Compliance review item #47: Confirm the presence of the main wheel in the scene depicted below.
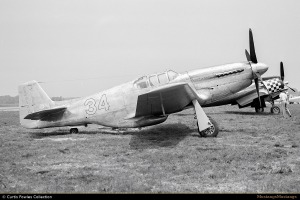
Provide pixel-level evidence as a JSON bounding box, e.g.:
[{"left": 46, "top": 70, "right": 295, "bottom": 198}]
[
  {"left": 197, "top": 117, "right": 219, "bottom": 137},
  {"left": 70, "top": 128, "right": 79, "bottom": 134},
  {"left": 270, "top": 106, "right": 280, "bottom": 114},
  {"left": 255, "top": 107, "right": 264, "bottom": 113}
]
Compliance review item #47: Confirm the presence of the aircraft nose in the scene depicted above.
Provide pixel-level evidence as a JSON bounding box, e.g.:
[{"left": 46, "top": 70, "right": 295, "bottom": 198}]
[{"left": 252, "top": 63, "right": 268, "bottom": 76}]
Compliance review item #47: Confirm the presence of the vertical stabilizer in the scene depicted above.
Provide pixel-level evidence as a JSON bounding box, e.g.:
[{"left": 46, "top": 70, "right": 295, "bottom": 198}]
[{"left": 18, "top": 80, "right": 54, "bottom": 128}]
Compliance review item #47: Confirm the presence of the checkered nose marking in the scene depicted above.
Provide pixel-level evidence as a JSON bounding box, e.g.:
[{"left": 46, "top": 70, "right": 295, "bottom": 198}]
[{"left": 263, "top": 78, "right": 284, "bottom": 93}]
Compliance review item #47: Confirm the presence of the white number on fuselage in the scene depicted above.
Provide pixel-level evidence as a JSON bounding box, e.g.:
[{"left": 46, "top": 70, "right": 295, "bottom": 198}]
[
  {"left": 98, "top": 94, "right": 110, "bottom": 111},
  {"left": 84, "top": 94, "right": 110, "bottom": 115}
]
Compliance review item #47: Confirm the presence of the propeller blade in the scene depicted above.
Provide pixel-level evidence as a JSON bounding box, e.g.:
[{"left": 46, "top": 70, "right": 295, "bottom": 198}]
[
  {"left": 280, "top": 61, "right": 284, "bottom": 81},
  {"left": 287, "top": 85, "right": 296, "bottom": 92},
  {"left": 254, "top": 78, "right": 262, "bottom": 108},
  {"left": 245, "top": 49, "right": 251, "bottom": 62},
  {"left": 249, "top": 29, "right": 258, "bottom": 63}
]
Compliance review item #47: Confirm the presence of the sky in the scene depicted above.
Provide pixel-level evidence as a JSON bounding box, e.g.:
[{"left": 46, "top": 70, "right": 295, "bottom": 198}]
[{"left": 1, "top": 0, "right": 300, "bottom": 97}]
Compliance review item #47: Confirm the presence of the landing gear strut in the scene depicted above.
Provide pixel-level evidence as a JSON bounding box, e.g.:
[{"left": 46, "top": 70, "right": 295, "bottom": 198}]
[
  {"left": 70, "top": 128, "right": 79, "bottom": 134},
  {"left": 192, "top": 100, "right": 219, "bottom": 137},
  {"left": 253, "top": 97, "right": 266, "bottom": 113}
]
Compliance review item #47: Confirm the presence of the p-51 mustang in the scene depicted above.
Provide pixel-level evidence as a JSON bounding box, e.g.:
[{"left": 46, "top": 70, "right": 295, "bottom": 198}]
[
  {"left": 19, "top": 29, "right": 268, "bottom": 137},
  {"left": 204, "top": 62, "right": 295, "bottom": 114}
]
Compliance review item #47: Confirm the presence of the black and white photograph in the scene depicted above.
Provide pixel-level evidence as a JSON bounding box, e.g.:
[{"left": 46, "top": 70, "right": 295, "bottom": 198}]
[{"left": 0, "top": 0, "right": 300, "bottom": 196}]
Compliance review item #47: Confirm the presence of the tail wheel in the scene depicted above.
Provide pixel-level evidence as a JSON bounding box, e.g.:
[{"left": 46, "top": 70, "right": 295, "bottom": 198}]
[
  {"left": 271, "top": 106, "right": 280, "bottom": 114},
  {"left": 70, "top": 128, "right": 79, "bottom": 134},
  {"left": 197, "top": 117, "right": 219, "bottom": 137}
]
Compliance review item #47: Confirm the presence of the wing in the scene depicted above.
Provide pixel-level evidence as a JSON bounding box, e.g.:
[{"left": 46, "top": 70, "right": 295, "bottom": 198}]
[
  {"left": 24, "top": 107, "right": 67, "bottom": 121},
  {"left": 134, "top": 82, "right": 198, "bottom": 117},
  {"left": 268, "top": 90, "right": 286, "bottom": 100},
  {"left": 289, "top": 96, "right": 300, "bottom": 103},
  {"left": 236, "top": 88, "right": 269, "bottom": 107},
  {"left": 261, "top": 76, "right": 281, "bottom": 81}
]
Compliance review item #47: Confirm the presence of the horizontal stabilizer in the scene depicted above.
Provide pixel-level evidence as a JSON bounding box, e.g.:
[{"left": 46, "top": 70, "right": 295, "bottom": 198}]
[{"left": 24, "top": 107, "right": 67, "bottom": 121}]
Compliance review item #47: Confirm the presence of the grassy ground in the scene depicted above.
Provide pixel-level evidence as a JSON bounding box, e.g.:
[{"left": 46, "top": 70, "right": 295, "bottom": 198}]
[{"left": 0, "top": 104, "right": 300, "bottom": 193}]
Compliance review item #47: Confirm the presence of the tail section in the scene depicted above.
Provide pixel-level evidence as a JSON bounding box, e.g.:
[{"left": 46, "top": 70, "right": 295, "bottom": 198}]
[{"left": 18, "top": 80, "right": 54, "bottom": 128}]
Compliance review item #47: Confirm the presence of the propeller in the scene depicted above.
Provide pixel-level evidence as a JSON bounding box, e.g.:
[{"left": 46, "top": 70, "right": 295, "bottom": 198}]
[
  {"left": 280, "top": 62, "right": 296, "bottom": 92},
  {"left": 287, "top": 86, "right": 296, "bottom": 92},
  {"left": 245, "top": 28, "right": 262, "bottom": 110},
  {"left": 261, "top": 62, "right": 285, "bottom": 81}
]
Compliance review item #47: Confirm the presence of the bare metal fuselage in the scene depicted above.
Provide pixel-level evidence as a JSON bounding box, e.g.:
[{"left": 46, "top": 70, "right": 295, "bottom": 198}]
[
  {"left": 202, "top": 82, "right": 259, "bottom": 107},
  {"left": 203, "top": 77, "right": 285, "bottom": 108},
  {"left": 22, "top": 62, "right": 265, "bottom": 129}
]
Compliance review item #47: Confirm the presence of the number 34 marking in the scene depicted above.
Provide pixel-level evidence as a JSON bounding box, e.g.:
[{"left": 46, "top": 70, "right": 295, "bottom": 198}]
[{"left": 84, "top": 94, "right": 110, "bottom": 115}]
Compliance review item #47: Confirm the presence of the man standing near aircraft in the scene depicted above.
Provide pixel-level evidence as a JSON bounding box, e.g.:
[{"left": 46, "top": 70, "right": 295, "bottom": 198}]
[{"left": 279, "top": 91, "right": 292, "bottom": 118}]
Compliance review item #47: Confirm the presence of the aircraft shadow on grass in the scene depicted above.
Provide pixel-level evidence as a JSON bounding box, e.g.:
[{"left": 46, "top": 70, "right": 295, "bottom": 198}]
[
  {"left": 28, "top": 130, "right": 72, "bottom": 139},
  {"left": 128, "top": 123, "right": 195, "bottom": 150},
  {"left": 173, "top": 113, "right": 194, "bottom": 117},
  {"left": 29, "top": 123, "right": 196, "bottom": 149},
  {"left": 223, "top": 111, "right": 275, "bottom": 116}
]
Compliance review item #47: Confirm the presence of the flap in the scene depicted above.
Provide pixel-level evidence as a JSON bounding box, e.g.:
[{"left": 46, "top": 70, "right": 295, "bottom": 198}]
[
  {"left": 24, "top": 107, "right": 67, "bottom": 121},
  {"left": 135, "top": 83, "right": 197, "bottom": 117}
]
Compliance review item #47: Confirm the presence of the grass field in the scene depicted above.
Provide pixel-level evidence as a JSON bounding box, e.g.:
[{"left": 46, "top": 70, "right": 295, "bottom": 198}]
[{"left": 0, "top": 104, "right": 300, "bottom": 193}]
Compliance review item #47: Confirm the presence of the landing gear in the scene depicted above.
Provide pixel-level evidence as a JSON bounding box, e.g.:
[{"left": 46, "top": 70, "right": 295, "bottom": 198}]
[
  {"left": 70, "top": 128, "right": 79, "bottom": 134},
  {"left": 255, "top": 107, "right": 264, "bottom": 113},
  {"left": 268, "top": 98, "right": 280, "bottom": 114},
  {"left": 192, "top": 99, "right": 219, "bottom": 138},
  {"left": 197, "top": 117, "right": 219, "bottom": 137},
  {"left": 270, "top": 106, "right": 280, "bottom": 114},
  {"left": 253, "top": 97, "right": 266, "bottom": 113}
]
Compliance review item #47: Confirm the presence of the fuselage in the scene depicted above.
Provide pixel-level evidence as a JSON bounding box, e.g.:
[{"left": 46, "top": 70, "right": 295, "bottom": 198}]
[
  {"left": 203, "top": 77, "right": 285, "bottom": 107},
  {"left": 25, "top": 62, "right": 268, "bottom": 129}
]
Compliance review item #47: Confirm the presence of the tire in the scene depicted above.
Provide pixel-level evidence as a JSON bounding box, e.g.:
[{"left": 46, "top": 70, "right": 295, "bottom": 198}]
[
  {"left": 255, "top": 107, "right": 264, "bottom": 113},
  {"left": 197, "top": 117, "right": 219, "bottom": 137},
  {"left": 70, "top": 128, "right": 79, "bottom": 134},
  {"left": 270, "top": 106, "right": 280, "bottom": 114}
]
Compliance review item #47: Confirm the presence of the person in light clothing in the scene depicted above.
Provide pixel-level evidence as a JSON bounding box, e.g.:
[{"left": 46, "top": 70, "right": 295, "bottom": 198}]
[{"left": 279, "top": 91, "right": 292, "bottom": 117}]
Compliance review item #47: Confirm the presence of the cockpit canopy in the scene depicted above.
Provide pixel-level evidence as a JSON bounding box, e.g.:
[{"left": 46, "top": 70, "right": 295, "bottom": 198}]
[{"left": 134, "top": 70, "right": 179, "bottom": 89}]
